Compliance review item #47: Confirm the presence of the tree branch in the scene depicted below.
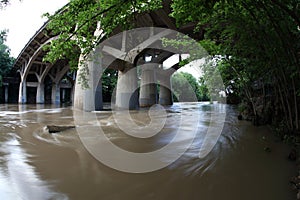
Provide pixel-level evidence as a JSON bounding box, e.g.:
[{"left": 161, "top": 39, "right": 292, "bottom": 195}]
[{"left": 271, "top": 0, "right": 300, "bottom": 27}]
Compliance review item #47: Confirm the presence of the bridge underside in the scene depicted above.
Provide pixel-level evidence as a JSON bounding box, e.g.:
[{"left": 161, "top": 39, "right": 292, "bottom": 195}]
[{"left": 9, "top": 1, "right": 201, "bottom": 110}]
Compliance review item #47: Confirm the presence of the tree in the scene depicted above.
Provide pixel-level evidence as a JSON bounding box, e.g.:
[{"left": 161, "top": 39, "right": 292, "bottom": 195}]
[
  {"left": 171, "top": 72, "right": 205, "bottom": 102},
  {"left": 0, "top": 30, "right": 14, "bottom": 85},
  {"left": 102, "top": 68, "right": 118, "bottom": 102},
  {"left": 171, "top": 0, "right": 299, "bottom": 130},
  {"left": 198, "top": 77, "right": 210, "bottom": 101}
]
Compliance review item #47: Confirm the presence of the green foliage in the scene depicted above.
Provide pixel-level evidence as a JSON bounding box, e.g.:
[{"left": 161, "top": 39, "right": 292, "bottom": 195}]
[
  {"left": 172, "top": 72, "right": 197, "bottom": 101},
  {"left": 162, "top": 35, "right": 208, "bottom": 66},
  {"left": 199, "top": 39, "right": 221, "bottom": 56},
  {"left": 201, "top": 57, "right": 225, "bottom": 102},
  {"left": 102, "top": 68, "right": 118, "bottom": 101},
  {"left": 0, "top": 30, "right": 14, "bottom": 86},
  {"left": 198, "top": 77, "right": 210, "bottom": 101},
  {"left": 171, "top": 72, "right": 210, "bottom": 102},
  {"left": 238, "top": 103, "right": 247, "bottom": 113}
]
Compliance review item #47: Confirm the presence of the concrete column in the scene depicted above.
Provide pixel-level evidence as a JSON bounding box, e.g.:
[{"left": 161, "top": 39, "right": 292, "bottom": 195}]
[
  {"left": 139, "top": 63, "right": 158, "bottom": 107},
  {"left": 95, "top": 81, "right": 103, "bottom": 111},
  {"left": 115, "top": 63, "right": 139, "bottom": 110},
  {"left": 51, "top": 82, "right": 60, "bottom": 104},
  {"left": 71, "top": 85, "right": 75, "bottom": 104},
  {"left": 18, "top": 80, "right": 27, "bottom": 104},
  {"left": 36, "top": 82, "right": 45, "bottom": 104},
  {"left": 61, "top": 88, "right": 66, "bottom": 103},
  {"left": 70, "top": 72, "right": 76, "bottom": 104},
  {"left": 159, "top": 75, "right": 173, "bottom": 105},
  {"left": 73, "top": 47, "right": 103, "bottom": 111},
  {"left": 73, "top": 63, "right": 85, "bottom": 110},
  {"left": 4, "top": 84, "right": 8, "bottom": 103}
]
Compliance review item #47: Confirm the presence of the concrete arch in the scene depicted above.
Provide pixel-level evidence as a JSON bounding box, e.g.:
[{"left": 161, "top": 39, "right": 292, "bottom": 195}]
[
  {"left": 20, "top": 36, "right": 58, "bottom": 82},
  {"left": 18, "top": 36, "right": 59, "bottom": 103}
]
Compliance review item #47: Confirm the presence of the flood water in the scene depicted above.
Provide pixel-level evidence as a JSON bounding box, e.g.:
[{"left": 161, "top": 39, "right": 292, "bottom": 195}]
[{"left": 0, "top": 103, "right": 296, "bottom": 200}]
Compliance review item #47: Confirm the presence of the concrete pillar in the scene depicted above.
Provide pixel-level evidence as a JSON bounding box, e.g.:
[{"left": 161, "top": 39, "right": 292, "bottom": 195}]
[
  {"left": 4, "top": 84, "right": 8, "bottom": 103},
  {"left": 51, "top": 82, "right": 60, "bottom": 104},
  {"left": 95, "top": 81, "right": 103, "bottom": 111},
  {"left": 71, "top": 85, "right": 75, "bottom": 104},
  {"left": 159, "top": 75, "right": 173, "bottom": 105},
  {"left": 61, "top": 88, "right": 66, "bottom": 103},
  {"left": 139, "top": 63, "right": 158, "bottom": 107},
  {"left": 18, "top": 80, "right": 27, "bottom": 104},
  {"left": 73, "top": 63, "right": 85, "bottom": 110},
  {"left": 71, "top": 72, "right": 76, "bottom": 104},
  {"left": 73, "top": 47, "right": 103, "bottom": 111},
  {"left": 36, "top": 82, "right": 45, "bottom": 104},
  {"left": 115, "top": 63, "right": 139, "bottom": 110}
]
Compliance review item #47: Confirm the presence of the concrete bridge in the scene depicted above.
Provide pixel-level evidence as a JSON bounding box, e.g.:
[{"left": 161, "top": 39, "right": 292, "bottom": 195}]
[{"left": 10, "top": 1, "right": 202, "bottom": 111}]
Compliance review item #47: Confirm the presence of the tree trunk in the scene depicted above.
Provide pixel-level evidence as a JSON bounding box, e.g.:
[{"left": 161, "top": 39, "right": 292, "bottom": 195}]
[{"left": 292, "top": 77, "right": 299, "bottom": 130}]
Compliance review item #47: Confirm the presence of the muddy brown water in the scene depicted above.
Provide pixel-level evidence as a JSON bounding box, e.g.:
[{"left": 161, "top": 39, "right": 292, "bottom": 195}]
[{"left": 0, "top": 103, "right": 296, "bottom": 200}]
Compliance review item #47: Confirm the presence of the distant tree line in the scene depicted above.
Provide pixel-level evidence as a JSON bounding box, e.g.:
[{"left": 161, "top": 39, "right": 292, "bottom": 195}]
[
  {"left": 0, "top": 31, "right": 14, "bottom": 83},
  {"left": 101, "top": 69, "right": 210, "bottom": 103},
  {"left": 0, "top": 30, "right": 14, "bottom": 102},
  {"left": 171, "top": 72, "right": 210, "bottom": 102}
]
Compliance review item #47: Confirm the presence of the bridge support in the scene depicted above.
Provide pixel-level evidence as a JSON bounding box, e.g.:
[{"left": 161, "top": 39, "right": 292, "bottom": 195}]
[
  {"left": 3, "top": 83, "right": 8, "bottom": 103},
  {"left": 51, "top": 82, "right": 60, "bottom": 104},
  {"left": 95, "top": 81, "right": 103, "bottom": 111},
  {"left": 115, "top": 63, "right": 139, "bottom": 110},
  {"left": 18, "top": 80, "right": 27, "bottom": 104},
  {"left": 158, "top": 74, "right": 173, "bottom": 105},
  {"left": 139, "top": 63, "right": 158, "bottom": 107},
  {"left": 71, "top": 86, "right": 75, "bottom": 105},
  {"left": 61, "top": 88, "right": 66, "bottom": 103},
  {"left": 36, "top": 82, "right": 45, "bottom": 104},
  {"left": 74, "top": 48, "right": 103, "bottom": 111}
]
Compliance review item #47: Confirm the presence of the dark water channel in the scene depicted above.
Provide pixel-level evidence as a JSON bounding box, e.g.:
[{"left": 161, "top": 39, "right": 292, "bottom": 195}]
[{"left": 0, "top": 103, "right": 296, "bottom": 200}]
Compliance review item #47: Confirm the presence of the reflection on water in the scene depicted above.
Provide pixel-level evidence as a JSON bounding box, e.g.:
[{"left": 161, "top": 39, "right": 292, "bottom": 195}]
[
  {"left": 0, "top": 103, "right": 296, "bottom": 200},
  {"left": 0, "top": 131, "right": 67, "bottom": 199}
]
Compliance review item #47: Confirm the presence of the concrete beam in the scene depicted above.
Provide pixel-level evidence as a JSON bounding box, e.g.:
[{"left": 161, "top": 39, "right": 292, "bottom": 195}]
[
  {"left": 60, "top": 83, "right": 72, "bottom": 89},
  {"left": 103, "top": 29, "right": 172, "bottom": 63},
  {"left": 26, "top": 82, "right": 38, "bottom": 87}
]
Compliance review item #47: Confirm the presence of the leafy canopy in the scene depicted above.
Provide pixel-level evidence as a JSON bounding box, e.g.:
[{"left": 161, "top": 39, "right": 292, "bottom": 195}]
[{"left": 0, "top": 30, "right": 14, "bottom": 85}]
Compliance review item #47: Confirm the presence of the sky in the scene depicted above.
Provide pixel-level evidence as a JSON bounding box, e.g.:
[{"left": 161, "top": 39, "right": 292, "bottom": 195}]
[{"left": 0, "top": 0, "right": 69, "bottom": 57}]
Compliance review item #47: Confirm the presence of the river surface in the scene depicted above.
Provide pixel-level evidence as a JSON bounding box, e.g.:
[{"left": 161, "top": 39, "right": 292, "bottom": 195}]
[{"left": 0, "top": 103, "right": 296, "bottom": 200}]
